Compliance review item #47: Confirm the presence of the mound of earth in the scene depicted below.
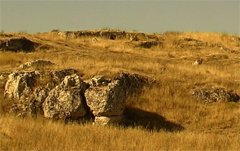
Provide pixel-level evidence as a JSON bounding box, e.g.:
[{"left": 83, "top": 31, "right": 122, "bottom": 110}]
[{"left": 0, "top": 37, "right": 39, "bottom": 52}]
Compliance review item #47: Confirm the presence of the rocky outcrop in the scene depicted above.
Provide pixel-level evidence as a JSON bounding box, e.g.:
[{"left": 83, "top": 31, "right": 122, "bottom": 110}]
[
  {"left": 56, "top": 30, "right": 161, "bottom": 41},
  {"left": 3, "top": 69, "right": 150, "bottom": 125},
  {"left": 192, "top": 86, "right": 240, "bottom": 103},
  {"left": 43, "top": 74, "right": 89, "bottom": 119},
  {"left": 0, "top": 37, "right": 39, "bottom": 52},
  {"left": 20, "top": 60, "right": 55, "bottom": 69}
]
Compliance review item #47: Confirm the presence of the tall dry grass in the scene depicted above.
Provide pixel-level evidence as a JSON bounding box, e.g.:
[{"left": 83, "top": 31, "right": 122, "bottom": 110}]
[
  {"left": 0, "top": 31, "right": 239, "bottom": 150},
  {"left": 0, "top": 114, "right": 239, "bottom": 151}
]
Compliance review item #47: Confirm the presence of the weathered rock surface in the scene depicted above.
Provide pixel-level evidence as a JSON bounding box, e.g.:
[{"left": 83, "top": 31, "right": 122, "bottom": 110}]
[
  {"left": 4, "top": 69, "right": 82, "bottom": 118},
  {"left": 114, "top": 72, "right": 149, "bottom": 95},
  {"left": 43, "top": 74, "right": 89, "bottom": 119},
  {"left": 85, "top": 79, "right": 126, "bottom": 116},
  {"left": 3, "top": 69, "right": 78, "bottom": 100},
  {"left": 192, "top": 86, "right": 240, "bottom": 103},
  {"left": 20, "top": 60, "right": 54, "bottom": 69},
  {"left": 3, "top": 69, "right": 150, "bottom": 125},
  {"left": 88, "top": 75, "right": 110, "bottom": 86},
  {"left": 4, "top": 71, "right": 39, "bottom": 100},
  {"left": 10, "top": 99, "right": 38, "bottom": 118},
  {"left": 50, "top": 68, "right": 78, "bottom": 86},
  {"left": 4, "top": 71, "right": 48, "bottom": 117},
  {"left": 85, "top": 73, "right": 148, "bottom": 125},
  {"left": 0, "top": 72, "right": 11, "bottom": 89},
  {"left": 0, "top": 37, "right": 39, "bottom": 52},
  {"left": 94, "top": 116, "right": 123, "bottom": 126}
]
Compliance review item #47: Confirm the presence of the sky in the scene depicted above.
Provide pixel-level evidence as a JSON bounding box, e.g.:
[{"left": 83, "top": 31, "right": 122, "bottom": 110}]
[{"left": 0, "top": 0, "right": 239, "bottom": 34}]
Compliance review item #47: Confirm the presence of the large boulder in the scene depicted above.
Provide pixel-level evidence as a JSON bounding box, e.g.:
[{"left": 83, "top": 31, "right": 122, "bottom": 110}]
[
  {"left": 4, "top": 71, "right": 43, "bottom": 117},
  {"left": 85, "top": 79, "right": 126, "bottom": 116},
  {"left": 85, "top": 73, "right": 149, "bottom": 125},
  {"left": 4, "top": 71, "right": 39, "bottom": 100},
  {"left": 4, "top": 69, "right": 84, "bottom": 118},
  {"left": 42, "top": 74, "right": 89, "bottom": 119}
]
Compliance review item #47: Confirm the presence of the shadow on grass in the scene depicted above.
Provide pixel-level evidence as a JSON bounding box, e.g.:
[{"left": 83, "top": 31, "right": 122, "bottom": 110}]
[{"left": 123, "top": 107, "right": 185, "bottom": 132}]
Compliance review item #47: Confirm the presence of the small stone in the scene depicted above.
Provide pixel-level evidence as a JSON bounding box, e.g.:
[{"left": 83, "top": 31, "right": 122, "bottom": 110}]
[
  {"left": 192, "top": 59, "right": 203, "bottom": 65},
  {"left": 94, "top": 116, "right": 123, "bottom": 126}
]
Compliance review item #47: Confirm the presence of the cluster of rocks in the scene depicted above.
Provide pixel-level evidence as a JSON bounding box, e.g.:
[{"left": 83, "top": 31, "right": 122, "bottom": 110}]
[
  {"left": 0, "top": 37, "right": 39, "bottom": 52},
  {"left": 192, "top": 86, "right": 240, "bottom": 103},
  {"left": 2, "top": 69, "right": 148, "bottom": 125}
]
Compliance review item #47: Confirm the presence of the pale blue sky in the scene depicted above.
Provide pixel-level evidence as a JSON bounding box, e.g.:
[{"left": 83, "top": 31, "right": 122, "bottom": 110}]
[{"left": 0, "top": 0, "right": 239, "bottom": 34}]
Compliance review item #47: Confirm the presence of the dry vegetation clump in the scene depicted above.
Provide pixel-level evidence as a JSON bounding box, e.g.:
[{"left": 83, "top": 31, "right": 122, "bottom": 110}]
[{"left": 0, "top": 30, "right": 239, "bottom": 150}]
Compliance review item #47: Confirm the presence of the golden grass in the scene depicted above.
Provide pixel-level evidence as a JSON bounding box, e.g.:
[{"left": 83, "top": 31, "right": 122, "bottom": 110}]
[
  {"left": 0, "top": 114, "right": 239, "bottom": 151},
  {"left": 0, "top": 52, "right": 24, "bottom": 66},
  {"left": 0, "top": 31, "right": 239, "bottom": 150}
]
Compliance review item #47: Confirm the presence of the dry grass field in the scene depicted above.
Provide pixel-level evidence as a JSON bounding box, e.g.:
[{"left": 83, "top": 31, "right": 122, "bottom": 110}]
[{"left": 0, "top": 30, "right": 239, "bottom": 150}]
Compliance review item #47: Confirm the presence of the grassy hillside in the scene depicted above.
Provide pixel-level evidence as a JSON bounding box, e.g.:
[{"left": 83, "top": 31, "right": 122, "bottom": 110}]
[{"left": 0, "top": 30, "right": 239, "bottom": 150}]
